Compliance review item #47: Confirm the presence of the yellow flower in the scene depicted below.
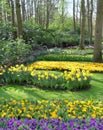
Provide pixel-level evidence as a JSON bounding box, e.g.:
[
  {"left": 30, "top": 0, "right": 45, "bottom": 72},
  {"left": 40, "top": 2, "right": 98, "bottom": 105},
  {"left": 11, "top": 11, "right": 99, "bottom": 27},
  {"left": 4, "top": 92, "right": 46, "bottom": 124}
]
[
  {"left": 17, "top": 109, "right": 22, "bottom": 114},
  {"left": 50, "top": 111, "right": 57, "bottom": 118},
  {"left": 71, "top": 115, "right": 76, "bottom": 118},
  {"left": 68, "top": 107, "right": 73, "bottom": 112},
  {"left": 1, "top": 112, "right": 6, "bottom": 118},
  {"left": 42, "top": 114, "right": 47, "bottom": 119},
  {"left": 101, "top": 116, "right": 103, "bottom": 118},
  {"left": 87, "top": 100, "right": 92, "bottom": 105},
  {"left": 26, "top": 114, "right": 32, "bottom": 118},
  {"left": 84, "top": 77, "right": 87, "bottom": 80},
  {"left": 12, "top": 100, "right": 16, "bottom": 104},
  {"left": 91, "top": 113, "right": 96, "bottom": 118},
  {"left": 82, "top": 107, "right": 87, "bottom": 112},
  {"left": 78, "top": 78, "right": 81, "bottom": 81},
  {"left": 22, "top": 107, "right": 26, "bottom": 112}
]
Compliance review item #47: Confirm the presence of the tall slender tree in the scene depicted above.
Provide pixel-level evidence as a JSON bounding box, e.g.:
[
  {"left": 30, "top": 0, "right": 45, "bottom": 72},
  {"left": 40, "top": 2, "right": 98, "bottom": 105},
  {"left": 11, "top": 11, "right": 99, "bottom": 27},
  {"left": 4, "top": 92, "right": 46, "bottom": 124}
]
[
  {"left": 87, "top": 0, "right": 93, "bottom": 45},
  {"left": 61, "top": 0, "right": 65, "bottom": 30},
  {"left": 79, "top": 0, "right": 86, "bottom": 49},
  {"left": 73, "top": 0, "right": 76, "bottom": 31},
  {"left": 93, "top": 0, "right": 103, "bottom": 62},
  {"left": 21, "top": 0, "right": 26, "bottom": 21},
  {"left": 10, "top": 0, "right": 15, "bottom": 26},
  {"left": 10, "top": 0, "right": 17, "bottom": 39},
  {"left": 90, "top": 0, "right": 93, "bottom": 45},
  {"left": 76, "top": 0, "right": 79, "bottom": 24},
  {"left": 16, "top": 0, "right": 23, "bottom": 37},
  {"left": 0, "top": 1, "right": 2, "bottom": 22},
  {"left": 46, "top": 0, "right": 50, "bottom": 29}
]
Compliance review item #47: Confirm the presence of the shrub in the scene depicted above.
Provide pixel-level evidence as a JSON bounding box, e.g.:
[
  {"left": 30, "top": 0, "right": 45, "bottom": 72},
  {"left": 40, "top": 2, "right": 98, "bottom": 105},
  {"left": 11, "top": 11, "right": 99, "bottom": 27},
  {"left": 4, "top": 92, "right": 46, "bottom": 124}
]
[
  {"left": 0, "top": 39, "right": 31, "bottom": 65},
  {"left": 0, "top": 23, "right": 16, "bottom": 40},
  {"left": 23, "top": 24, "right": 56, "bottom": 48},
  {"left": 38, "top": 54, "right": 92, "bottom": 62}
]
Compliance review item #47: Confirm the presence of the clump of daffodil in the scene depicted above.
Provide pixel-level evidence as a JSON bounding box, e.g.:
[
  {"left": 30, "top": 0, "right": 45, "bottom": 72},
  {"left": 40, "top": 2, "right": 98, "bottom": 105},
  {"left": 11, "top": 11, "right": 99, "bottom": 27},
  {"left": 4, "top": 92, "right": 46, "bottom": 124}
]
[{"left": 0, "top": 63, "right": 91, "bottom": 90}]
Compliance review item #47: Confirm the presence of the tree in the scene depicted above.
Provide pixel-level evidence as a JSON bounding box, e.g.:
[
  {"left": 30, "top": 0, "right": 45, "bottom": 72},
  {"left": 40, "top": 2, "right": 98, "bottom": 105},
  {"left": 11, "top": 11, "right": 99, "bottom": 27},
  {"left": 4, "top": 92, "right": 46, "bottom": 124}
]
[
  {"left": 93, "top": 0, "right": 103, "bottom": 62},
  {"left": 87, "top": 0, "right": 93, "bottom": 45},
  {"left": 16, "top": 0, "right": 23, "bottom": 37},
  {"left": 76, "top": 0, "right": 80, "bottom": 24},
  {"left": 10, "top": 0, "right": 15, "bottom": 26},
  {"left": 73, "top": 0, "right": 76, "bottom": 31},
  {"left": 0, "top": 1, "right": 2, "bottom": 22},
  {"left": 10, "top": 0, "right": 17, "bottom": 39},
  {"left": 79, "top": 0, "right": 86, "bottom": 49},
  {"left": 21, "top": 0, "right": 26, "bottom": 21},
  {"left": 61, "top": 0, "right": 65, "bottom": 30},
  {"left": 90, "top": 0, "right": 93, "bottom": 45}
]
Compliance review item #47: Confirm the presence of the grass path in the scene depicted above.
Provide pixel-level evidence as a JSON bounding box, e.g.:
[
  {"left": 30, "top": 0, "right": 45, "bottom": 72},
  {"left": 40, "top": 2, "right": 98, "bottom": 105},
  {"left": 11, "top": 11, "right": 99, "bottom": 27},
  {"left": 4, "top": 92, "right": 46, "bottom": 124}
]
[{"left": 0, "top": 73, "right": 103, "bottom": 101}]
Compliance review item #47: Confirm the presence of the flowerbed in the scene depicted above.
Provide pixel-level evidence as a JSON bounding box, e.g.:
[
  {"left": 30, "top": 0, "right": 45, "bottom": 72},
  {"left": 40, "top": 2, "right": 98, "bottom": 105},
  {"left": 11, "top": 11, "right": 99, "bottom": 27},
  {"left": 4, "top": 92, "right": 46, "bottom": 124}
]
[
  {"left": 0, "top": 64, "right": 91, "bottom": 90},
  {"left": 0, "top": 118, "right": 103, "bottom": 130},
  {"left": 0, "top": 99, "right": 103, "bottom": 119},
  {"left": 29, "top": 61, "right": 103, "bottom": 72}
]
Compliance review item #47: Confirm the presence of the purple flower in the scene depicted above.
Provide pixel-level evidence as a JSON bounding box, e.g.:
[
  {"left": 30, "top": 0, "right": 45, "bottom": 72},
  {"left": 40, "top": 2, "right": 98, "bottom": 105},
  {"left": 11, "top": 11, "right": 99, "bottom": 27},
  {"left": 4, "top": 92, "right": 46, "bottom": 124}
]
[{"left": 0, "top": 118, "right": 103, "bottom": 130}]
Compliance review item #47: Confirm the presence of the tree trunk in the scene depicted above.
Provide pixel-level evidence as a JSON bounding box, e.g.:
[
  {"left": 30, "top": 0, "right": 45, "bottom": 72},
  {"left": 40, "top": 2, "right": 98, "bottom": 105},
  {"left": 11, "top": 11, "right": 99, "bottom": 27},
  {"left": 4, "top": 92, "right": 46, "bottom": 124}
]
[
  {"left": 34, "top": 0, "right": 38, "bottom": 23},
  {"left": 30, "top": 0, "right": 33, "bottom": 18},
  {"left": 22, "top": 0, "right": 26, "bottom": 21},
  {"left": 87, "top": 0, "right": 93, "bottom": 45},
  {"left": 37, "top": 0, "right": 43, "bottom": 25},
  {"left": 16, "top": 0, "right": 23, "bottom": 37},
  {"left": 61, "top": 0, "right": 65, "bottom": 30},
  {"left": 0, "top": 1, "right": 2, "bottom": 22},
  {"left": 79, "top": 0, "right": 85, "bottom": 49},
  {"left": 10, "top": 0, "right": 15, "bottom": 26},
  {"left": 76, "top": 0, "right": 79, "bottom": 23},
  {"left": 7, "top": 0, "right": 11, "bottom": 21},
  {"left": 93, "top": 0, "right": 103, "bottom": 62},
  {"left": 46, "top": 0, "right": 50, "bottom": 30},
  {"left": 87, "top": 0, "right": 90, "bottom": 44},
  {"left": 10, "top": 0, "right": 17, "bottom": 39},
  {"left": 90, "top": 0, "right": 93, "bottom": 45},
  {"left": 73, "top": 0, "right": 76, "bottom": 31}
]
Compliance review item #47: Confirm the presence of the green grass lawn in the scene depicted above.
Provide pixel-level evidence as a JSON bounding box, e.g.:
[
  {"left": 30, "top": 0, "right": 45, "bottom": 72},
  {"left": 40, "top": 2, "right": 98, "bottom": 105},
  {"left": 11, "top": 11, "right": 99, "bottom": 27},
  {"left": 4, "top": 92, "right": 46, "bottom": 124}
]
[{"left": 0, "top": 73, "right": 103, "bottom": 101}]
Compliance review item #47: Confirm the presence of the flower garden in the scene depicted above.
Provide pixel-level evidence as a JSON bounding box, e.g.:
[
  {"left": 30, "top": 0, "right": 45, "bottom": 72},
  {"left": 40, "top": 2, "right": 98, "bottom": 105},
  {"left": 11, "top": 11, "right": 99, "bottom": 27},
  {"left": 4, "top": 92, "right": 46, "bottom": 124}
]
[
  {"left": 0, "top": 99, "right": 103, "bottom": 129},
  {"left": 0, "top": 58, "right": 103, "bottom": 129}
]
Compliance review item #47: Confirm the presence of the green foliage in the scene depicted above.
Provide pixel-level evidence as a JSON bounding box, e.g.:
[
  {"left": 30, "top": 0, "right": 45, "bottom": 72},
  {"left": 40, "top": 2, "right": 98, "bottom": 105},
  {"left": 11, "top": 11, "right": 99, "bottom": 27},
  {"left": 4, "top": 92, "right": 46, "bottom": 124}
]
[
  {"left": 38, "top": 54, "right": 92, "bottom": 62},
  {"left": 0, "top": 22, "right": 94, "bottom": 50},
  {"left": 0, "top": 38, "right": 31, "bottom": 65},
  {"left": 49, "top": 31, "right": 79, "bottom": 47},
  {"left": 23, "top": 23, "right": 56, "bottom": 48},
  {"left": 36, "top": 48, "right": 93, "bottom": 62},
  {"left": 23, "top": 48, "right": 94, "bottom": 64},
  {"left": 22, "top": 22, "right": 81, "bottom": 48},
  {"left": 0, "top": 23, "right": 13, "bottom": 40}
]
